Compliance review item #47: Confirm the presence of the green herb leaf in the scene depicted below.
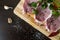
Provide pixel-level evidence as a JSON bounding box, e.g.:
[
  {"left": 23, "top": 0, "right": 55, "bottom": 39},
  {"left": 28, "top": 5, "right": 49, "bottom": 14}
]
[
  {"left": 58, "top": 7, "right": 60, "bottom": 10},
  {"left": 41, "top": 2, "right": 47, "bottom": 9},
  {"left": 54, "top": 0, "right": 60, "bottom": 8},
  {"left": 39, "top": 0, "right": 42, "bottom": 2},
  {"left": 52, "top": 10, "right": 60, "bottom": 18},
  {"left": 47, "top": 0, "right": 53, "bottom": 3},
  {"left": 49, "top": 4, "right": 54, "bottom": 10},
  {"left": 30, "top": 2, "right": 37, "bottom": 8},
  {"left": 32, "top": 9, "right": 38, "bottom": 15}
]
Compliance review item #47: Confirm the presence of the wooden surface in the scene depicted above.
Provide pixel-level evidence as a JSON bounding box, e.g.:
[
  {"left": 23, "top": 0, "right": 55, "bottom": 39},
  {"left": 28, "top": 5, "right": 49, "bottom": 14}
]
[{"left": 13, "top": 0, "right": 60, "bottom": 40}]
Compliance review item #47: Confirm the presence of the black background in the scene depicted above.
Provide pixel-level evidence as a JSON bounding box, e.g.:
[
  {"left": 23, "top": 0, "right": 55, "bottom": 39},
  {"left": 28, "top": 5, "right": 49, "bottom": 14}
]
[{"left": 0, "top": 0, "right": 51, "bottom": 40}]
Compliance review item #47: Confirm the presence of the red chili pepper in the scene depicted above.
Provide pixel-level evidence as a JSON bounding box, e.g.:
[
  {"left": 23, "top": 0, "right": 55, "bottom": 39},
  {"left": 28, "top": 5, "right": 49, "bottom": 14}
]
[{"left": 49, "top": 31, "right": 59, "bottom": 37}]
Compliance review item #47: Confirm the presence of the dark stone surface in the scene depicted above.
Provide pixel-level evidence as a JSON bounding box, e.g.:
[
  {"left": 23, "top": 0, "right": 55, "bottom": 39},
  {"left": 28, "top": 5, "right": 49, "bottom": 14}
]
[{"left": 0, "top": 0, "right": 51, "bottom": 40}]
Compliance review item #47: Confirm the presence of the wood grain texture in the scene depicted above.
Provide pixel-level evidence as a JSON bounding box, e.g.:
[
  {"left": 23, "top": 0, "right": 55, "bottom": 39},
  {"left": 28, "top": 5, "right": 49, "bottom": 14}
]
[{"left": 13, "top": 0, "right": 60, "bottom": 40}]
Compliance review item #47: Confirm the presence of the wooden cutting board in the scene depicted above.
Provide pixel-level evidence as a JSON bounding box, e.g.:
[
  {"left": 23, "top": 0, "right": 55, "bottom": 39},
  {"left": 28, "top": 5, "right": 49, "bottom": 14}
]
[{"left": 13, "top": 0, "right": 60, "bottom": 40}]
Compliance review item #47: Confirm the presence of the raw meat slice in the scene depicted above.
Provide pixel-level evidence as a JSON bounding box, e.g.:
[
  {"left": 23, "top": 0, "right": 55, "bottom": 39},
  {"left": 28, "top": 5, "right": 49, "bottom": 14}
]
[
  {"left": 35, "top": 3, "right": 52, "bottom": 22},
  {"left": 23, "top": 0, "right": 60, "bottom": 35},
  {"left": 47, "top": 16, "right": 60, "bottom": 32},
  {"left": 23, "top": 0, "right": 38, "bottom": 13},
  {"left": 23, "top": 0, "right": 52, "bottom": 23},
  {"left": 23, "top": 1, "right": 33, "bottom": 13}
]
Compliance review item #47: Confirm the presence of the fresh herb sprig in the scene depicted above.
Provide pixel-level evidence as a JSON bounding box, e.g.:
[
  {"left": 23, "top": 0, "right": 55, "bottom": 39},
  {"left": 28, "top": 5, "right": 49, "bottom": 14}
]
[
  {"left": 41, "top": 2, "right": 48, "bottom": 9},
  {"left": 47, "top": 0, "right": 53, "bottom": 3},
  {"left": 52, "top": 10, "right": 60, "bottom": 18},
  {"left": 58, "top": 7, "right": 60, "bottom": 10},
  {"left": 29, "top": 2, "right": 37, "bottom": 8},
  {"left": 28, "top": 0, "right": 60, "bottom": 17},
  {"left": 49, "top": 4, "right": 54, "bottom": 10},
  {"left": 32, "top": 9, "right": 38, "bottom": 15}
]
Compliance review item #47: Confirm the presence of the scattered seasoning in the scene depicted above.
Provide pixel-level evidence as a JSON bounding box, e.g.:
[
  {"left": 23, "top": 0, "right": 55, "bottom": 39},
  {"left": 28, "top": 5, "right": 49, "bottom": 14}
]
[
  {"left": 56, "top": 35, "right": 60, "bottom": 40},
  {"left": 41, "top": 2, "right": 47, "bottom": 9},
  {"left": 40, "top": 24, "right": 44, "bottom": 26},
  {"left": 8, "top": 18, "right": 12, "bottom": 24}
]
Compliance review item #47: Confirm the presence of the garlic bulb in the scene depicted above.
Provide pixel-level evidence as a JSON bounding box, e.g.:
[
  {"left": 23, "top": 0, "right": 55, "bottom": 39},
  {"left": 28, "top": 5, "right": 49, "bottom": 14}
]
[{"left": 4, "top": 5, "right": 13, "bottom": 10}]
